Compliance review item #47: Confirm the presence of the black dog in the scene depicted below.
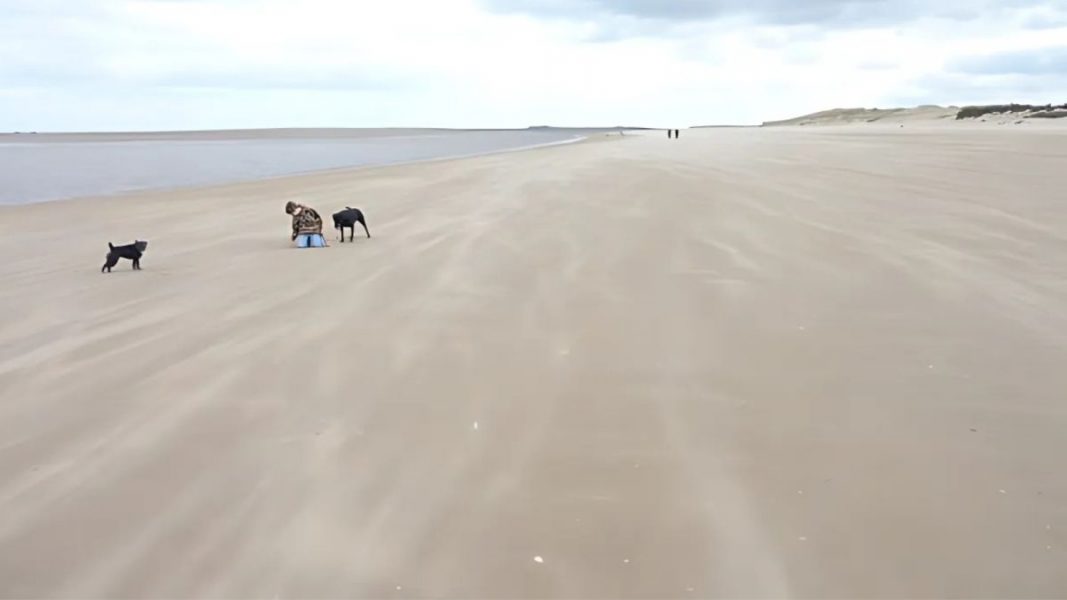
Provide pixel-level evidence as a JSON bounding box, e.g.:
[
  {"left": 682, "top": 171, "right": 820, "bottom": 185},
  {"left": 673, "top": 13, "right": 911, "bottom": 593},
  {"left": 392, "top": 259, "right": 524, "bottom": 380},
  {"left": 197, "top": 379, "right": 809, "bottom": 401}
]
[
  {"left": 101, "top": 240, "right": 148, "bottom": 272},
  {"left": 332, "top": 207, "right": 370, "bottom": 242}
]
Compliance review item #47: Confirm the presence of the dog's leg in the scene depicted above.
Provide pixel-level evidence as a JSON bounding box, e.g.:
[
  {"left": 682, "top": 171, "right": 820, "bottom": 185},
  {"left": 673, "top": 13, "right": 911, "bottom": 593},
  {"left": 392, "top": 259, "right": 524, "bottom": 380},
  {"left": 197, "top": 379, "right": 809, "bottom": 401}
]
[{"left": 359, "top": 219, "right": 370, "bottom": 238}]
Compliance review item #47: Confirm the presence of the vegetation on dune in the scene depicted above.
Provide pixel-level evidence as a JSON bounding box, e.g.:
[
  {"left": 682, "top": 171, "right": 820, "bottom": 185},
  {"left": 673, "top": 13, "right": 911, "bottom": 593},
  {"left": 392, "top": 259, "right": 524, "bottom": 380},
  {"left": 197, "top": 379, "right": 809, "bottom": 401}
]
[
  {"left": 956, "top": 103, "right": 1067, "bottom": 120},
  {"left": 1028, "top": 110, "right": 1067, "bottom": 119}
]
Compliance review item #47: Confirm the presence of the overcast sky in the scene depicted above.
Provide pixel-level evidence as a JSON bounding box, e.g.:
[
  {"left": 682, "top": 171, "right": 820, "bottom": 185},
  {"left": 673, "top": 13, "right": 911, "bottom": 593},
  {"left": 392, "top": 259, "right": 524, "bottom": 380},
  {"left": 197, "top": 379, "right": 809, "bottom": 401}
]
[{"left": 2, "top": 0, "right": 1065, "bottom": 131}]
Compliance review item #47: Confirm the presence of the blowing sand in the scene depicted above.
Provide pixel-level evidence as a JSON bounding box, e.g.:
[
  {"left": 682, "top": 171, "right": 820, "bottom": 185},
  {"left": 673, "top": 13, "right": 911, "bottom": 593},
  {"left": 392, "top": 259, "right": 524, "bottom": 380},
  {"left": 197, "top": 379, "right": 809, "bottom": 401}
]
[{"left": 1, "top": 126, "right": 1066, "bottom": 598}]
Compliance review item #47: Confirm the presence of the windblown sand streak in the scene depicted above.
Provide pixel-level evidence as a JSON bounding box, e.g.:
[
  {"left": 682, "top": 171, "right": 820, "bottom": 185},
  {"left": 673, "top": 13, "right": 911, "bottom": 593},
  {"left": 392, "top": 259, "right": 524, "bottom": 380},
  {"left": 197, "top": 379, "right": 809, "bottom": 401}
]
[{"left": 1, "top": 124, "right": 1065, "bottom": 597}]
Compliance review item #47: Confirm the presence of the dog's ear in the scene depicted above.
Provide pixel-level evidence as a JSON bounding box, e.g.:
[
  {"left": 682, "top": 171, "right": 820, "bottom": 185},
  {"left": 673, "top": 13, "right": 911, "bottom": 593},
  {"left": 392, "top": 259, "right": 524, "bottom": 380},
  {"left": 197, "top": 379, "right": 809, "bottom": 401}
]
[{"left": 109, "top": 242, "right": 115, "bottom": 250}]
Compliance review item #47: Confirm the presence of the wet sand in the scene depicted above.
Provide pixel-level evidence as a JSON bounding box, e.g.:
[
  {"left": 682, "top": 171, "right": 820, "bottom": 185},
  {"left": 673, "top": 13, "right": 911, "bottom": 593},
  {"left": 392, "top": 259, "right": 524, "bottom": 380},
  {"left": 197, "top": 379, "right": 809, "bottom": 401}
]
[{"left": 1, "top": 126, "right": 1065, "bottom": 597}]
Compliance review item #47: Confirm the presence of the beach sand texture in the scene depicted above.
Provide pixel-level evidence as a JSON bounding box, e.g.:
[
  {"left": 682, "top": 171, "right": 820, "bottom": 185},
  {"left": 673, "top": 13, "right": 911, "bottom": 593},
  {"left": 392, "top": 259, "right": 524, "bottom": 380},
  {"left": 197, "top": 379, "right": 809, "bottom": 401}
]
[{"left": 1, "top": 125, "right": 1066, "bottom": 597}]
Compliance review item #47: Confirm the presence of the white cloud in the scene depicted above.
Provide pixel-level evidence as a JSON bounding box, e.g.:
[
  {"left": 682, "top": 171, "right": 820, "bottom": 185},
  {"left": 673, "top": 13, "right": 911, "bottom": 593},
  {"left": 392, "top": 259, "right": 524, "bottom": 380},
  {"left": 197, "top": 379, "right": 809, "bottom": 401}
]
[{"left": 1, "top": 0, "right": 1065, "bottom": 130}]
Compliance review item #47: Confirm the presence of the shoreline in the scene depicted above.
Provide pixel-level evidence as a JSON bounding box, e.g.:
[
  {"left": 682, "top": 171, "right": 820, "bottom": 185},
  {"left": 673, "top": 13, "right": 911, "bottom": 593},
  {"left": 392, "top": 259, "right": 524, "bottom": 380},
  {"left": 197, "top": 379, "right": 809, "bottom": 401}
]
[
  {"left": 0, "top": 130, "right": 603, "bottom": 208},
  {"left": 0, "top": 126, "right": 639, "bottom": 143},
  {"left": 0, "top": 132, "right": 614, "bottom": 215}
]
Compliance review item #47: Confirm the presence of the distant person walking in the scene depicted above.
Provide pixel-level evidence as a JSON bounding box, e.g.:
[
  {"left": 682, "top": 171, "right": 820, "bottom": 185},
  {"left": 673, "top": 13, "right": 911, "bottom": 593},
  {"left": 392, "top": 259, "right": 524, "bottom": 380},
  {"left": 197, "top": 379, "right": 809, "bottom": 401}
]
[
  {"left": 667, "top": 129, "right": 673, "bottom": 139},
  {"left": 675, "top": 129, "right": 681, "bottom": 139}
]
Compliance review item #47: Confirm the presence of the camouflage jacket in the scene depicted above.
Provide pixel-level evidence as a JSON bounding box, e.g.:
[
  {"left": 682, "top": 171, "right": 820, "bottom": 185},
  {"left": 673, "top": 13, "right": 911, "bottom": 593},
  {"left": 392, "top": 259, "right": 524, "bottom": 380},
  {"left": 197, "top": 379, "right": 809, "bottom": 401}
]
[{"left": 291, "top": 205, "right": 323, "bottom": 238}]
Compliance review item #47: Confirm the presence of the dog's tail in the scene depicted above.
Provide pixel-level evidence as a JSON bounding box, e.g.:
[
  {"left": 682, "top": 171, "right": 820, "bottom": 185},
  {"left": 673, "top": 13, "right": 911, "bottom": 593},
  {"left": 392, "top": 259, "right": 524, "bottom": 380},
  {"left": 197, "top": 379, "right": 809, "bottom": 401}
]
[{"left": 108, "top": 242, "right": 114, "bottom": 250}]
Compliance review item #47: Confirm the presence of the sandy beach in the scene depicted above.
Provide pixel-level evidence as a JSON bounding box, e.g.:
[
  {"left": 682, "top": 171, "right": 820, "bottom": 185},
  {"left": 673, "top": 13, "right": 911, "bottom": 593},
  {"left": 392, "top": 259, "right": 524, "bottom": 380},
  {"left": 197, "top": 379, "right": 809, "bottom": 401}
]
[{"left": 1, "top": 125, "right": 1066, "bottom": 597}]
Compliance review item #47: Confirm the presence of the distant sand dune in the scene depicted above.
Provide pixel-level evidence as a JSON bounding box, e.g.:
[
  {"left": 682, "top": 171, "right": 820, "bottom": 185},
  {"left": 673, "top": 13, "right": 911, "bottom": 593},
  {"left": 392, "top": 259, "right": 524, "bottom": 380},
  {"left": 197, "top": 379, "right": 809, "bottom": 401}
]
[
  {"left": 762, "top": 105, "right": 958, "bottom": 126},
  {"left": 764, "top": 104, "right": 1067, "bottom": 127}
]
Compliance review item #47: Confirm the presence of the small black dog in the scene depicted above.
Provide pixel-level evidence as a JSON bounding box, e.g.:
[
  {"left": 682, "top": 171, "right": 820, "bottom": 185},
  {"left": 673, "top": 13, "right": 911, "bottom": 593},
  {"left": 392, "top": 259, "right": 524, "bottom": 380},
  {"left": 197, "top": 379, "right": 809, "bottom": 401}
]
[
  {"left": 332, "top": 207, "right": 371, "bottom": 242},
  {"left": 101, "top": 240, "right": 148, "bottom": 272}
]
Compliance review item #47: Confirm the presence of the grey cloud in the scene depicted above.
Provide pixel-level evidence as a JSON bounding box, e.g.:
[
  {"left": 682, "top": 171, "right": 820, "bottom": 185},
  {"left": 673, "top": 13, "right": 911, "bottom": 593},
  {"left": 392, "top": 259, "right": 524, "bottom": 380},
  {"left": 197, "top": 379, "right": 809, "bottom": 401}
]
[
  {"left": 748, "top": 26, "right": 827, "bottom": 49},
  {"left": 951, "top": 46, "right": 1067, "bottom": 75},
  {"left": 1022, "top": 14, "right": 1067, "bottom": 26},
  {"left": 484, "top": 0, "right": 870, "bottom": 23},
  {"left": 2, "top": 0, "right": 112, "bottom": 18},
  {"left": 1020, "top": 6, "right": 1067, "bottom": 27},
  {"left": 0, "top": 2, "right": 412, "bottom": 93},
  {"left": 1, "top": 59, "right": 410, "bottom": 93},
  {"left": 146, "top": 66, "right": 413, "bottom": 92},
  {"left": 891, "top": 69, "right": 1067, "bottom": 108},
  {"left": 0, "top": 61, "right": 106, "bottom": 88},
  {"left": 857, "top": 60, "right": 899, "bottom": 70},
  {"left": 479, "top": 0, "right": 1045, "bottom": 27}
]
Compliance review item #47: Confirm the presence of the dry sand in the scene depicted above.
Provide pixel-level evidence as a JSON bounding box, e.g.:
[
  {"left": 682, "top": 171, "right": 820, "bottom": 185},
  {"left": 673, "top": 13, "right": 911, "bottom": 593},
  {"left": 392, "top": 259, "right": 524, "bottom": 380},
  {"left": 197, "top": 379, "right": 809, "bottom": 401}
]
[{"left": 1, "top": 125, "right": 1066, "bottom": 598}]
